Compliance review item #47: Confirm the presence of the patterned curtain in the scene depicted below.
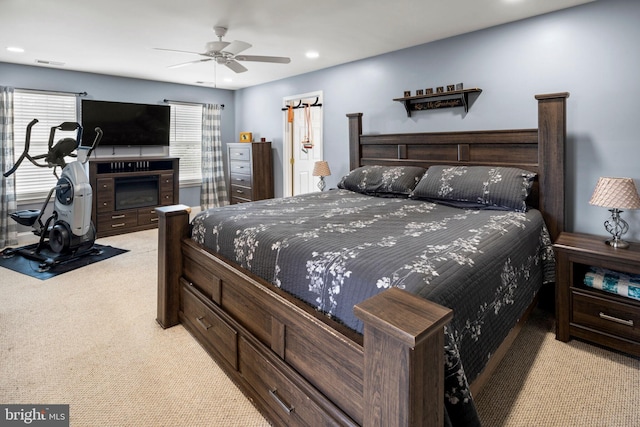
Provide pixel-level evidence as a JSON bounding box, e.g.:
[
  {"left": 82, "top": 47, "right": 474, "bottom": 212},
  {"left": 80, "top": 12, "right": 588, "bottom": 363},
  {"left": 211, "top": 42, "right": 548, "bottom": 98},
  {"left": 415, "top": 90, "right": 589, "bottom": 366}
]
[
  {"left": 0, "top": 87, "right": 18, "bottom": 248},
  {"left": 201, "top": 104, "right": 228, "bottom": 209}
]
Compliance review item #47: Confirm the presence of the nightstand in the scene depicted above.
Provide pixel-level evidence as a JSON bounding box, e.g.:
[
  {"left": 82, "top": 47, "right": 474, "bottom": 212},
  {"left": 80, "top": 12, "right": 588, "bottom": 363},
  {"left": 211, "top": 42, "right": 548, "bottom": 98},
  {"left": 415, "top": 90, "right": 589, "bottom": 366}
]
[{"left": 554, "top": 232, "right": 640, "bottom": 356}]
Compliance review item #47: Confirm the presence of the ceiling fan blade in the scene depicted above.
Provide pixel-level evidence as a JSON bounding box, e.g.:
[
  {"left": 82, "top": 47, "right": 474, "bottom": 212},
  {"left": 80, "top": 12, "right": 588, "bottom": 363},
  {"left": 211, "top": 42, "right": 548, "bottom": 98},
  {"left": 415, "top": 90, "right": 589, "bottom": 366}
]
[
  {"left": 154, "top": 47, "right": 204, "bottom": 56},
  {"left": 225, "top": 60, "right": 248, "bottom": 73},
  {"left": 168, "top": 58, "right": 213, "bottom": 68},
  {"left": 235, "top": 55, "right": 291, "bottom": 64},
  {"left": 223, "top": 40, "right": 252, "bottom": 56}
]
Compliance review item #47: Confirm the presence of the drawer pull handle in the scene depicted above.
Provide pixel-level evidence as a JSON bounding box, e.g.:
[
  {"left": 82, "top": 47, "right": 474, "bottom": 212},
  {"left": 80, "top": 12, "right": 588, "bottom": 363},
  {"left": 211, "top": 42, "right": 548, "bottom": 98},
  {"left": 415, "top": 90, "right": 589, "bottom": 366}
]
[
  {"left": 196, "top": 316, "right": 212, "bottom": 330},
  {"left": 151, "top": 217, "right": 159, "bottom": 222},
  {"left": 237, "top": 190, "right": 244, "bottom": 194},
  {"left": 599, "top": 312, "right": 634, "bottom": 327},
  {"left": 268, "top": 389, "right": 294, "bottom": 414},
  {"left": 111, "top": 223, "right": 126, "bottom": 228},
  {"left": 111, "top": 214, "right": 126, "bottom": 219}
]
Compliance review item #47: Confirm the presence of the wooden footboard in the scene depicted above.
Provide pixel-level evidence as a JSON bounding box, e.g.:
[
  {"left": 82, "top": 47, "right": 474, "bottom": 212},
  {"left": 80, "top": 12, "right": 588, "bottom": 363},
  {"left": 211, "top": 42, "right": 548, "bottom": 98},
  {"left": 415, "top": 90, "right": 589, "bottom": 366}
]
[{"left": 156, "top": 206, "right": 453, "bottom": 427}]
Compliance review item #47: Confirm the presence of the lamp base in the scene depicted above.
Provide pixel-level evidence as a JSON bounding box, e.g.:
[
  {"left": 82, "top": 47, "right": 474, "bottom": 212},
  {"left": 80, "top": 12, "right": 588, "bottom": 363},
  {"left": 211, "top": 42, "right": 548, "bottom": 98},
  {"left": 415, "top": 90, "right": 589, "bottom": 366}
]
[
  {"left": 605, "top": 238, "right": 630, "bottom": 249},
  {"left": 603, "top": 209, "right": 631, "bottom": 249}
]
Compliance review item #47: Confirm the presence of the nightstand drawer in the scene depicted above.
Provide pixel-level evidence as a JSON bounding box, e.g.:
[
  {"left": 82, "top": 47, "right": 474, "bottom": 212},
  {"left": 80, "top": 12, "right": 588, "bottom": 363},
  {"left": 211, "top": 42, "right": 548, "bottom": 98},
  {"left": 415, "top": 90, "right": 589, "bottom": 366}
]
[{"left": 572, "top": 290, "right": 640, "bottom": 342}]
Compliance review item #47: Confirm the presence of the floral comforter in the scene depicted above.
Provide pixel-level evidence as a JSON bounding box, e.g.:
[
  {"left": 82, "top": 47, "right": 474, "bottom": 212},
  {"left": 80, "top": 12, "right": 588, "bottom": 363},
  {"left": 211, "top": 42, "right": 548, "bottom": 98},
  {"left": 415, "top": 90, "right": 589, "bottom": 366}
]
[{"left": 191, "top": 189, "right": 554, "bottom": 426}]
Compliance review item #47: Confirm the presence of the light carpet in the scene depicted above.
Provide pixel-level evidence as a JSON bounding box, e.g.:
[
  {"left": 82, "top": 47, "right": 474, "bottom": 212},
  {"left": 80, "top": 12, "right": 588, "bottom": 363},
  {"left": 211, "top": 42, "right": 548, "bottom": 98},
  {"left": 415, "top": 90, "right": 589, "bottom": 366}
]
[{"left": 1, "top": 229, "right": 638, "bottom": 426}]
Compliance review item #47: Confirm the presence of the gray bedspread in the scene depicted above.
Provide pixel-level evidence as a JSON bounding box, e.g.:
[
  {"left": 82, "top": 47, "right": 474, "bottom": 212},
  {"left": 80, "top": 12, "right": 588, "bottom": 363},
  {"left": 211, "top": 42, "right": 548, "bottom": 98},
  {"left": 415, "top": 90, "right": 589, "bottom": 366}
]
[{"left": 191, "top": 189, "right": 554, "bottom": 426}]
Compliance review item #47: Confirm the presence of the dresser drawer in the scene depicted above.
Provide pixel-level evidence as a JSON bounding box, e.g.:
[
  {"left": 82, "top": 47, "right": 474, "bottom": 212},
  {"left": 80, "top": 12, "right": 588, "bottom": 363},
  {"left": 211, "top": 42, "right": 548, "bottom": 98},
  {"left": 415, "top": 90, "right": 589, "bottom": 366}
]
[
  {"left": 229, "top": 160, "right": 251, "bottom": 175},
  {"left": 229, "top": 146, "right": 251, "bottom": 160},
  {"left": 230, "top": 171, "right": 252, "bottom": 188},
  {"left": 181, "top": 282, "right": 238, "bottom": 370},
  {"left": 231, "top": 184, "right": 253, "bottom": 201},
  {"left": 97, "top": 210, "right": 138, "bottom": 231},
  {"left": 239, "top": 337, "right": 338, "bottom": 426},
  {"left": 137, "top": 207, "right": 159, "bottom": 225},
  {"left": 572, "top": 290, "right": 640, "bottom": 342},
  {"left": 96, "top": 178, "right": 114, "bottom": 213},
  {"left": 159, "top": 173, "right": 174, "bottom": 192},
  {"left": 159, "top": 191, "right": 173, "bottom": 205}
]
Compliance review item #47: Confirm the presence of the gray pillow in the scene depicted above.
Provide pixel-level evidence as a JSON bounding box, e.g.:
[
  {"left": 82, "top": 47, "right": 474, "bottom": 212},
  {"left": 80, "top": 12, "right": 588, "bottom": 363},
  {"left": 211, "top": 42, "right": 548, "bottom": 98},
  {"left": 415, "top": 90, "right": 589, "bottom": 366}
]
[
  {"left": 410, "top": 165, "right": 536, "bottom": 212},
  {"left": 338, "top": 165, "right": 426, "bottom": 197}
]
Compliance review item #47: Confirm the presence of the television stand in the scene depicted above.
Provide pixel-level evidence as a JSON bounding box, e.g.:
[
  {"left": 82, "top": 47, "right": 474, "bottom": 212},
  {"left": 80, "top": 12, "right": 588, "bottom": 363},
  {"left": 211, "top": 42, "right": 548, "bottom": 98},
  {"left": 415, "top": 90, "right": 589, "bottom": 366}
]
[{"left": 88, "top": 157, "right": 179, "bottom": 238}]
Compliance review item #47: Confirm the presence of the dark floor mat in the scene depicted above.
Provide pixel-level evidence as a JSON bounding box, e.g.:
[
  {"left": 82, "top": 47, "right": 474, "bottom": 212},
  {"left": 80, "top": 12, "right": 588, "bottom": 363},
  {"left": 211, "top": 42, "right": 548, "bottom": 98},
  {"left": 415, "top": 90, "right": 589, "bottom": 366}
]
[{"left": 0, "top": 243, "right": 129, "bottom": 280}]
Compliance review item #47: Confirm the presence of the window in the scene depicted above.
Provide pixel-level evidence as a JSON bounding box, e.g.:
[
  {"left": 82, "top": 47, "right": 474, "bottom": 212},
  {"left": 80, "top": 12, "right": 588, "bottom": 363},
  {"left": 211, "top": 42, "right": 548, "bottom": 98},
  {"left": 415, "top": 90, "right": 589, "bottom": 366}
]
[
  {"left": 169, "top": 103, "right": 202, "bottom": 185},
  {"left": 13, "top": 90, "right": 78, "bottom": 202}
]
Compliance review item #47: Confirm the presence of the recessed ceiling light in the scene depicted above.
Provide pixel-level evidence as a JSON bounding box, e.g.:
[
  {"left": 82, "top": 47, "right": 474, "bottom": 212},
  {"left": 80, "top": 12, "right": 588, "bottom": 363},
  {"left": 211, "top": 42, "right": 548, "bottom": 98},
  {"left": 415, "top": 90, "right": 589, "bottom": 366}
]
[
  {"left": 6, "top": 46, "right": 25, "bottom": 53},
  {"left": 306, "top": 51, "right": 319, "bottom": 59}
]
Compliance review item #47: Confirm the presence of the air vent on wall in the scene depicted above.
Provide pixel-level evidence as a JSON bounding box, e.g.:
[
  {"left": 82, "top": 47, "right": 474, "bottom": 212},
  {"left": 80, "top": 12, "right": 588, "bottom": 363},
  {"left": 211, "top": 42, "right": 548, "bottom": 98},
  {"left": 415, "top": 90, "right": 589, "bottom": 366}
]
[{"left": 35, "top": 59, "right": 65, "bottom": 66}]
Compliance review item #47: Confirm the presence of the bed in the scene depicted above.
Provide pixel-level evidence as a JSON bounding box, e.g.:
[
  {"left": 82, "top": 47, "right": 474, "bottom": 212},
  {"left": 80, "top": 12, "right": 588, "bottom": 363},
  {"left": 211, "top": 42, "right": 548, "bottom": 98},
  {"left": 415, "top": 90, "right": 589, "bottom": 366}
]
[{"left": 156, "top": 92, "right": 568, "bottom": 426}]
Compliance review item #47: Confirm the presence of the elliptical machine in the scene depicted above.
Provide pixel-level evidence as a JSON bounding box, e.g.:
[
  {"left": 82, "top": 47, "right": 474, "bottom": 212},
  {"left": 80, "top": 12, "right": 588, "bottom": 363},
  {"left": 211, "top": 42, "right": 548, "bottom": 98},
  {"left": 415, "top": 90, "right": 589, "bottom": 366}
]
[{"left": 2, "top": 119, "right": 103, "bottom": 271}]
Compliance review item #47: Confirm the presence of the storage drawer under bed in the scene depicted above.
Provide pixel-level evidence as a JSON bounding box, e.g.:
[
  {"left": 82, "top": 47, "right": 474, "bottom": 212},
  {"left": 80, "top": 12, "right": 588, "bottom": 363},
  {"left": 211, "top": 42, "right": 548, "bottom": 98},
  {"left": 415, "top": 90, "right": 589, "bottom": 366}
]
[
  {"left": 239, "top": 336, "right": 352, "bottom": 426},
  {"left": 180, "top": 281, "right": 238, "bottom": 370}
]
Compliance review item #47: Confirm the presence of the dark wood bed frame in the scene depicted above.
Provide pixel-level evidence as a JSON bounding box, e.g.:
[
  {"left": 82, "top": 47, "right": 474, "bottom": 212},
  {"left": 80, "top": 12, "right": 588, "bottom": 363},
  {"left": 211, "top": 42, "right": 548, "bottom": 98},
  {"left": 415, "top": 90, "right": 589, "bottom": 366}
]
[{"left": 156, "top": 92, "right": 569, "bottom": 426}]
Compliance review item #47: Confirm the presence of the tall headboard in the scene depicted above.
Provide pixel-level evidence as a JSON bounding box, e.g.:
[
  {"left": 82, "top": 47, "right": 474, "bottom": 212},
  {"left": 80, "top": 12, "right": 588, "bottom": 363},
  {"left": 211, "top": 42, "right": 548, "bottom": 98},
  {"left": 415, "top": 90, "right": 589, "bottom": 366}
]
[{"left": 347, "top": 92, "right": 569, "bottom": 241}]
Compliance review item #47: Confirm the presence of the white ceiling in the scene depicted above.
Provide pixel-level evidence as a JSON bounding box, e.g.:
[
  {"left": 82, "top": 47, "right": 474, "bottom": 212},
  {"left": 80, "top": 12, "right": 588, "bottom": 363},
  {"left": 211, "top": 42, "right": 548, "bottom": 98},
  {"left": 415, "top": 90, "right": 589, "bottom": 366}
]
[{"left": 1, "top": 0, "right": 594, "bottom": 90}]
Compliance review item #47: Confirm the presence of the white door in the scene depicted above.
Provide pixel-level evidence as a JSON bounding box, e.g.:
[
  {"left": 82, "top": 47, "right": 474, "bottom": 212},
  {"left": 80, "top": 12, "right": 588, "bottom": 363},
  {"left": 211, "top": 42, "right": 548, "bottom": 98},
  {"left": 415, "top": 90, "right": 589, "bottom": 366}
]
[{"left": 283, "top": 92, "right": 323, "bottom": 196}]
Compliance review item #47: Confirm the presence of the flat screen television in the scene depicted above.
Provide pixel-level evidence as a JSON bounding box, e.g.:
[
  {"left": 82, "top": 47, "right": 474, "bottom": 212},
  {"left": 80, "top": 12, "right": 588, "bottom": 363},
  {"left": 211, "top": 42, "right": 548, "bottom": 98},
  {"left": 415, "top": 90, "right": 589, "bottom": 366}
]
[{"left": 81, "top": 99, "right": 170, "bottom": 147}]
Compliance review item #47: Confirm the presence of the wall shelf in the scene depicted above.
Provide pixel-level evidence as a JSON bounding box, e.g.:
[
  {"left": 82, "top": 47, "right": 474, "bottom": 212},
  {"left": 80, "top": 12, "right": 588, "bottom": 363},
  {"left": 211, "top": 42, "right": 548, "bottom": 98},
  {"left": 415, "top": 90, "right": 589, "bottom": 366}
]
[{"left": 393, "top": 88, "right": 482, "bottom": 117}]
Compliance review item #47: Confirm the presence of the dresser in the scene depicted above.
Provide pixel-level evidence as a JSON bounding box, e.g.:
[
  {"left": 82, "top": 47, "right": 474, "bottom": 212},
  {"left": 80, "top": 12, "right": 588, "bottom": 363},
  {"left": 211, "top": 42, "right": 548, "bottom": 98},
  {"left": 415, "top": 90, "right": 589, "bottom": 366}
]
[
  {"left": 227, "top": 142, "right": 273, "bottom": 204},
  {"left": 554, "top": 232, "right": 640, "bottom": 356}
]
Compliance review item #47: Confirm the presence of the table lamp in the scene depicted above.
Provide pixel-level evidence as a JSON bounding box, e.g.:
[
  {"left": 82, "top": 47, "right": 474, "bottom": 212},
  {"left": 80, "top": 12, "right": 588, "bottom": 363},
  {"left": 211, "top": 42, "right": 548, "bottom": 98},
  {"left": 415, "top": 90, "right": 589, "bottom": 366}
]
[
  {"left": 312, "top": 161, "right": 331, "bottom": 191},
  {"left": 589, "top": 177, "right": 640, "bottom": 248}
]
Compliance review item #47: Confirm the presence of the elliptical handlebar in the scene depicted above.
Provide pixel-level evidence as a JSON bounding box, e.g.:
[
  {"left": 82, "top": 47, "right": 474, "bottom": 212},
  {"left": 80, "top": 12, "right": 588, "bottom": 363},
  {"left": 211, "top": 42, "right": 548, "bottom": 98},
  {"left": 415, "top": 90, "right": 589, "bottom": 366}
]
[
  {"left": 2, "top": 120, "right": 103, "bottom": 177},
  {"left": 78, "top": 127, "right": 103, "bottom": 164},
  {"left": 3, "top": 118, "right": 38, "bottom": 178}
]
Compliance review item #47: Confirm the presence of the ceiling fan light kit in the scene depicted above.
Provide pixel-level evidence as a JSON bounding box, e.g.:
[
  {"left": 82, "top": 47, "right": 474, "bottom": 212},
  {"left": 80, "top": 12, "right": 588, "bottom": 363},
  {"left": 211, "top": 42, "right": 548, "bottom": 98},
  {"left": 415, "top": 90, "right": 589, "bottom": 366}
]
[{"left": 157, "top": 26, "right": 291, "bottom": 74}]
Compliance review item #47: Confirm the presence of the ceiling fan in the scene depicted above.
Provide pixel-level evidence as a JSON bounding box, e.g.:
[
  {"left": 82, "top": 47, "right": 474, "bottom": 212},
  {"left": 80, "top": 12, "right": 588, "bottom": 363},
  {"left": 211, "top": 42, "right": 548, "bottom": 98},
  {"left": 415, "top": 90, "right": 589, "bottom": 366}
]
[{"left": 155, "top": 26, "right": 291, "bottom": 73}]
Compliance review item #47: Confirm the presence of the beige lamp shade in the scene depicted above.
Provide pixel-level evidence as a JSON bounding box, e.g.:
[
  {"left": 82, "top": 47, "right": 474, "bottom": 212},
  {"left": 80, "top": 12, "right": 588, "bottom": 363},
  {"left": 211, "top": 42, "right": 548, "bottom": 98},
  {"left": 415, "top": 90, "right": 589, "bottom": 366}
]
[
  {"left": 312, "top": 161, "right": 331, "bottom": 177},
  {"left": 589, "top": 177, "right": 640, "bottom": 209}
]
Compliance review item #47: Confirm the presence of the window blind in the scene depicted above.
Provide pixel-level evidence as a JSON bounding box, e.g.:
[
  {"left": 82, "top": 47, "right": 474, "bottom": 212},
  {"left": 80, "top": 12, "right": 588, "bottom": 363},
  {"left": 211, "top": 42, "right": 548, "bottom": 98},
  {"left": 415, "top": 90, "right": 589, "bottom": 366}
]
[
  {"left": 169, "top": 103, "right": 202, "bottom": 185},
  {"left": 13, "top": 90, "right": 78, "bottom": 202}
]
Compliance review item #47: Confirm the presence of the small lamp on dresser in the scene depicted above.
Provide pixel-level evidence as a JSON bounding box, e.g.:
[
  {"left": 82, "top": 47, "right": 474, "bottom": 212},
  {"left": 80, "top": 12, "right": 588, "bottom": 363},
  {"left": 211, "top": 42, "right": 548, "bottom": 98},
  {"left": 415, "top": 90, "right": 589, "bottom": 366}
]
[
  {"left": 312, "top": 161, "right": 331, "bottom": 191},
  {"left": 589, "top": 176, "right": 640, "bottom": 248}
]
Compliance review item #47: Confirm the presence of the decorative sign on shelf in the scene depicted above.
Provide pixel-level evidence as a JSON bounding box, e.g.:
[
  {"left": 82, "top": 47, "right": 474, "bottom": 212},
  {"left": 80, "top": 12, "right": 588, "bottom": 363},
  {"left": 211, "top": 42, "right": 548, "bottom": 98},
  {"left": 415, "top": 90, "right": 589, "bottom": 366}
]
[{"left": 414, "top": 99, "right": 464, "bottom": 110}]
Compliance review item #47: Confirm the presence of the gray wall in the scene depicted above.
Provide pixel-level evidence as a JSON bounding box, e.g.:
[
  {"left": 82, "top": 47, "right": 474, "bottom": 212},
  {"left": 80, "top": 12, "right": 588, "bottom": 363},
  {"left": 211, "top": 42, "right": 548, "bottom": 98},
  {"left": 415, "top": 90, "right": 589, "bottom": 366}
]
[
  {"left": 0, "top": 64, "right": 235, "bottom": 209},
  {"left": 234, "top": 0, "right": 640, "bottom": 240}
]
